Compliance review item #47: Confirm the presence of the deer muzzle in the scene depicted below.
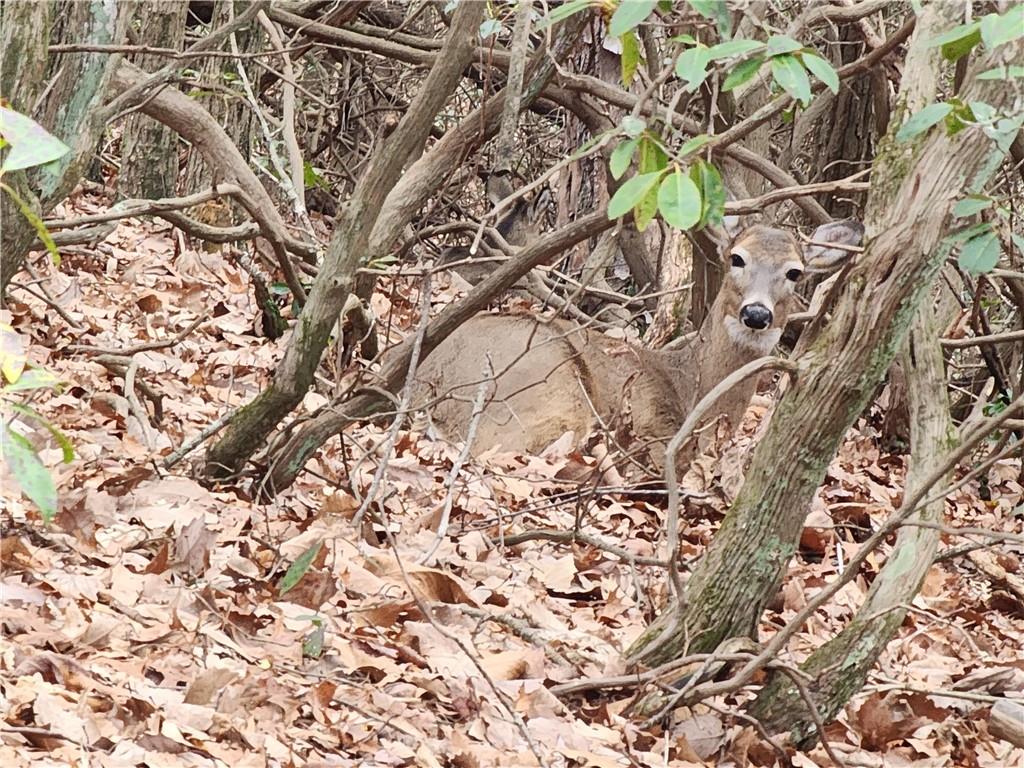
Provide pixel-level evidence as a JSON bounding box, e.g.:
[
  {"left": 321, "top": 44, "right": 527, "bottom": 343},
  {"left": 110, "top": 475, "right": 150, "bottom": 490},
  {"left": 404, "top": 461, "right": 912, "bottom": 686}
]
[{"left": 740, "top": 302, "right": 773, "bottom": 330}]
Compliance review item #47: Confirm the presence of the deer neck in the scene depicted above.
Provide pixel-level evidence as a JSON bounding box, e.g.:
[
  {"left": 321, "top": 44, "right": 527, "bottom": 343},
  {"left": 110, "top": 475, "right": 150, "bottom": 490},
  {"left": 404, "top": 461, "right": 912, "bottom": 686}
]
[{"left": 661, "top": 301, "right": 785, "bottom": 409}]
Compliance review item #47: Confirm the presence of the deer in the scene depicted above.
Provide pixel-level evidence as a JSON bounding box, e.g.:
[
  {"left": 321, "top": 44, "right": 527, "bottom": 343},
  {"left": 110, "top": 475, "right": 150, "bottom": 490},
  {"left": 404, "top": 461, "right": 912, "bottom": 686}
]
[
  {"left": 436, "top": 169, "right": 550, "bottom": 288},
  {"left": 414, "top": 219, "right": 864, "bottom": 472}
]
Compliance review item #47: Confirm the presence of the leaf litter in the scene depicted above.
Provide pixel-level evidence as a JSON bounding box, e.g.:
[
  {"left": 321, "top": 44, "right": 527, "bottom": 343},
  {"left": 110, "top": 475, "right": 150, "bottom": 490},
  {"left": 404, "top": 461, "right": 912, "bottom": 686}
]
[{"left": 1, "top": 189, "right": 1022, "bottom": 767}]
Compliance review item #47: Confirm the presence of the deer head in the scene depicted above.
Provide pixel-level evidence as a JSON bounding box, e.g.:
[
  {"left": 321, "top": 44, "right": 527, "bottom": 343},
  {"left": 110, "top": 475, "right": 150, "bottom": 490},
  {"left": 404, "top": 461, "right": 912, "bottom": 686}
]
[{"left": 711, "top": 220, "right": 864, "bottom": 356}]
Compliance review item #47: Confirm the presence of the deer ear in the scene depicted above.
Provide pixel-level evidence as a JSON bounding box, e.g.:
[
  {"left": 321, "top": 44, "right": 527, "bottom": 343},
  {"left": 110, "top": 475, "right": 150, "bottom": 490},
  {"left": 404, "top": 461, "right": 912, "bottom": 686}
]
[
  {"left": 485, "top": 170, "right": 515, "bottom": 205},
  {"left": 705, "top": 215, "right": 745, "bottom": 251},
  {"left": 803, "top": 219, "right": 864, "bottom": 271}
]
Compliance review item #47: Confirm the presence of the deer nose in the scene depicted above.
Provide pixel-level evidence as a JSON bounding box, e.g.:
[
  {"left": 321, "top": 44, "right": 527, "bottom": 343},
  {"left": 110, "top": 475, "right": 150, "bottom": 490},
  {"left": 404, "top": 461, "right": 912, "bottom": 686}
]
[{"left": 740, "top": 303, "right": 773, "bottom": 330}]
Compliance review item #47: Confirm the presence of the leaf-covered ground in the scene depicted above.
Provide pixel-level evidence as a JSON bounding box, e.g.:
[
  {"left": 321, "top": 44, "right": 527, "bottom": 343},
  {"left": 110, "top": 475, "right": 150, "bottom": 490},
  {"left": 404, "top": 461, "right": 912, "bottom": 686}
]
[{"left": 3, "top": 189, "right": 1023, "bottom": 767}]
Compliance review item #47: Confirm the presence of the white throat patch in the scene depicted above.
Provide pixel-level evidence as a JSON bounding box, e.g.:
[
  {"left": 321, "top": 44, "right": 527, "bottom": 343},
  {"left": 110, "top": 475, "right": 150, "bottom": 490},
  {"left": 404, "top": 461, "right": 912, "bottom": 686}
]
[{"left": 724, "top": 316, "right": 782, "bottom": 354}]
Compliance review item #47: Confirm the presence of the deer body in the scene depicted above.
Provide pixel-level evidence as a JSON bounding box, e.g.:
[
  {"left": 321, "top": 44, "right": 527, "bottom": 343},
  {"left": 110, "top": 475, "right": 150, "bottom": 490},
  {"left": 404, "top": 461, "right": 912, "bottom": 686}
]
[{"left": 416, "top": 222, "right": 862, "bottom": 468}]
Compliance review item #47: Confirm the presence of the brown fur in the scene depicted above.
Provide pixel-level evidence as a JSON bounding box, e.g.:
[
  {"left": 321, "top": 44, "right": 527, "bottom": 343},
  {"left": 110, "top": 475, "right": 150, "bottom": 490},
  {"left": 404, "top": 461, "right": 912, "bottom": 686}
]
[{"left": 415, "top": 223, "right": 862, "bottom": 471}]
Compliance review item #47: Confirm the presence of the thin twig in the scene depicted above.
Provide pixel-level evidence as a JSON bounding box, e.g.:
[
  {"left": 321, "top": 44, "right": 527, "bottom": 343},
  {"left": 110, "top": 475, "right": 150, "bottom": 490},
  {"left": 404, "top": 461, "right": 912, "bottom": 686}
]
[
  {"left": 124, "top": 357, "right": 156, "bottom": 451},
  {"left": 352, "top": 276, "right": 433, "bottom": 527},
  {"left": 66, "top": 313, "right": 207, "bottom": 356},
  {"left": 163, "top": 408, "right": 236, "bottom": 469},
  {"left": 420, "top": 360, "right": 492, "bottom": 564}
]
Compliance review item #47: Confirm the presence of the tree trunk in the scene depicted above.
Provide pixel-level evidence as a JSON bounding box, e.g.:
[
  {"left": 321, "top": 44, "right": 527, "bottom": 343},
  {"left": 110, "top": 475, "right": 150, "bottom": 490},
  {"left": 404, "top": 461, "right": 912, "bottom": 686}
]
[
  {"left": 748, "top": 283, "right": 958, "bottom": 746},
  {"left": 117, "top": 0, "right": 187, "bottom": 200},
  {"left": 0, "top": 0, "right": 130, "bottom": 296},
  {"left": 180, "top": 0, "right": 257, "bottom": 194},
  {"left": 625, "top": 7, "right": 1022, "bottom": 667},
  {"left": 203, "top": 1, "right": 485, "bottom": 480}
]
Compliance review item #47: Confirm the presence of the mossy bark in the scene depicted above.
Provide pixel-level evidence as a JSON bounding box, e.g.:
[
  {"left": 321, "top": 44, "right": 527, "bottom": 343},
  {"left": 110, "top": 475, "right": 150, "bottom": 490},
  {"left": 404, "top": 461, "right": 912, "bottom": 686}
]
[
  {"left": 1, "top": 0, "right": 130, "bottom": 296},
  {"left": 748, "top": 273, "right": 959, "bottom": 746}
]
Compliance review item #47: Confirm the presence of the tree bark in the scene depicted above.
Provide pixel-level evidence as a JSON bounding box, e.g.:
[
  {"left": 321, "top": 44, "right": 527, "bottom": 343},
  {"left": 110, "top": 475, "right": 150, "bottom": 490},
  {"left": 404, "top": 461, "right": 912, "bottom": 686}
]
[
  {"left": 203, "top": 1, "right": 485, "bottom": 480},
  {"left": 180, "top": 0, "right": 257, "bottom": 194},
  {"left": 1, "top": 0, "right": 129, "bottom": 296},
  {"left": 625, "top": 8, "right": 1023, "bottom": 667},
  {"left": 748, "top": 279, "right": 958, "bottom": 746},
  {"left": 117, "top": 0, "right": 187, "bottom": 200}
]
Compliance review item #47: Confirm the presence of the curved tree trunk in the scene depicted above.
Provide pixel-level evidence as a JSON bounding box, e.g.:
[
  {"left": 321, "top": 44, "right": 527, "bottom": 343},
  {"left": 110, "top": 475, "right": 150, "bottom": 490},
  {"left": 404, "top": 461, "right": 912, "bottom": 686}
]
[
  {"left": 625, "top": 6, "right": 1022, "bottom": 668},
  {"left": 203, "top": 1, "right": 485, "bottom": 480}
]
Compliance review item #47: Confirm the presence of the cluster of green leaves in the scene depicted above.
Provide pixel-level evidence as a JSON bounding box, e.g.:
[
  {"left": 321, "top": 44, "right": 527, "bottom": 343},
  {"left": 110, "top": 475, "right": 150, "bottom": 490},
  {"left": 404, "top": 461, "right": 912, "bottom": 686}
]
[
  {"left": 929, "top": 4, "right": 1024, "bottom": 65},
  {"left": 892, "top": 6, "right": 1024, "bottom": 276},
  {"left": 675, "top": 33, "right": 838, "bottom": 105},
  {"left": 897, "top": 6, "right": 1024, "bottom": 145},
  {"left": 0, "top": 324, "right": 73, "bottom": 523},
  {"left": 606, "top": 117, "right": 724, "bottom": 231},
  {"left": 544, "top": 2, "right": 841, "bottom": 232}
]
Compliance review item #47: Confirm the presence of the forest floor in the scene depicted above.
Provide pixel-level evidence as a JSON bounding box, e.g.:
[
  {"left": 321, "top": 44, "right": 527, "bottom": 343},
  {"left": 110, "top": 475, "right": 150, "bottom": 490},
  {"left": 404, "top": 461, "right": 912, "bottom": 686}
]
[{"left": 2, "top": 188, "right": 1023, "bottom": 767}]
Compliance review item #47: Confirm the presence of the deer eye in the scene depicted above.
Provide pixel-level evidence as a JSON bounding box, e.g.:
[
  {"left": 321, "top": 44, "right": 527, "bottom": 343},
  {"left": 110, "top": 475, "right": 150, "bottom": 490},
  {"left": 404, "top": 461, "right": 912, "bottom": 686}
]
[
  {"left": 730, "top": 253, "right": 745, "bottom": 268},
  {"left": 785, "top": 268, "right": 803, "bottom": 282}
]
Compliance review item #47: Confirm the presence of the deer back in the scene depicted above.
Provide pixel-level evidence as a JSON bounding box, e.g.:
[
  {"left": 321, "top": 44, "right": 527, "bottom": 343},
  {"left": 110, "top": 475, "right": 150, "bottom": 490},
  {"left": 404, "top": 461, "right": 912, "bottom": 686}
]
[{"left": 415, "top": 314, "right": 654, "bottom": 455}]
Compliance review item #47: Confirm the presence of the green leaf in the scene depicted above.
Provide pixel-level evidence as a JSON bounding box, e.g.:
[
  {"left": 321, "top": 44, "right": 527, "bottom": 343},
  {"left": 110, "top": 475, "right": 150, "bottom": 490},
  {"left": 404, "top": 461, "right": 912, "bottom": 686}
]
[
  {"left": 278, "top": 540, "right": 323, "bottom": 596},
  {"left": 1, "top": 366, "right": 61, "bottom": 393},
  {"left": 638, "top": 135, "right": 668, "bottom": 174},
  {"left": 986, "top": 114, "right": 1024, "bottom": 151},
  {"left": 537, "top": 0, "right": 591, "bottom": 30},
  {"left": 706, "top": 39, "right": 763, "bottom": 61},
  {"left": 657, "top": 170, "right": 702, "bottom": 230},
  {"left": 7, "top": 402, "right": 74, "bottom": 464},
  {"left": 1, "top": 425, "right": 57, "bottom": 522},
  {"left": 0, "top": 107, "right": 71, "bottom": 172},
  {"left": 1012, "top": 233, "right": 1024, "bottom": 256},
  {"left": 0, "top": 182, "right": 61, "bottom": 267},
  {"left": 980, "top": 6, "right": 1024, "bottom": 50},
  {"left": 802, "top": 53, "right": 839, "bottom": 94},
  {"left": 771, "top": 54, "right": 812, "bottom": 105},
  {"left": 479, "top": 18, "right": 502, "bottom": 38},
  {"left": 303, "top": 621, "right": 326, "bottom": 659},
  {"left": 620, "top": 115, "right": 646, "bottom": 138},
  {"left": 607, "top": 171, "right": 663, "bottom": 219},
  {"left": 690, "top": 159, "right": 725, "bottom": 227},
  {"left": 929, "top": 20, "right": 981, "bottom": 48},
  {"left": 722, "top": 55, "right": 764, "bottom": 91},
  {"left": 969, "top": 100, "right": 997, "bottom": 124},
  {"left": 766, "top": 34, "right": 803, "bottom": 56},
  {"left": 958, "top": 229, "right": 1000, "bottom": 274},
  {"left": 634, "top": 183, "right": 659, "bottom": 232},
  {"left": 621, "top": 29, "right": 641, "bottom": 86},
  {"left": 689, "top": 0, "right": 731, "bottom": 38},
  {"left": 895, "top": 102, "right": 954, "bottom": 142},
  {"left": 302, "top": 161, "right": 329, "bottom": 191},
  {"left": 953, "top": 196, "right": 992, "bottom": 218},
  {"left": 676, "top": 45, "right": 712, "bottom": 92},
  {"left": 977, "top": 64, "right": 1024, "bottom": 80},
  {"left": 609, "top": 137, "right": 638, "bottom": 180},
  {"left": 678, "top": 133, "right": 713, "bottom": 157},
  {"left": 928, "top": 21, "right": 981, "bottom": 61},
  {"left": 609, "top": 0, "right": 657, "bottom": 37}
]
